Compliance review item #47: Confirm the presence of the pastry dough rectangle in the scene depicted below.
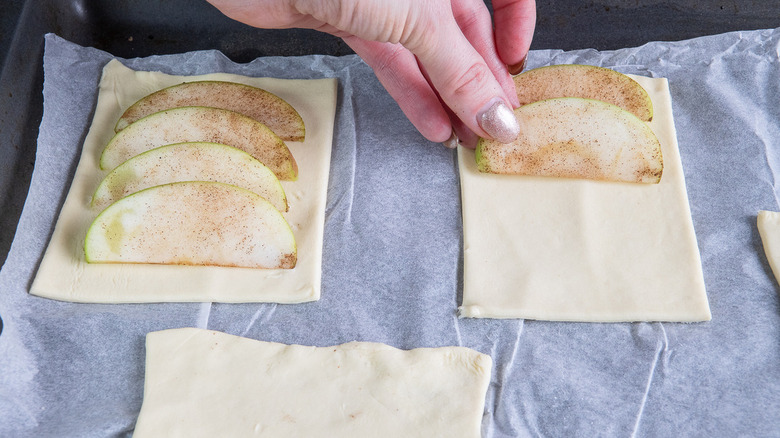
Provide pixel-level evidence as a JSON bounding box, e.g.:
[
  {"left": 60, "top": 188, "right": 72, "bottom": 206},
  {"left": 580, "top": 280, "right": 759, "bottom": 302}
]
[
  {"left": 30, "top": 60, "right": 337, "bottom": 303},
  {"left": 757, "top": 210, "right": 780, "bottom": 285},
  {"left": 133, "top": 328, "right": 492, "bottom": 437},
  {"left": 458, "top": 76, "right": 711, "bottom": 322}
]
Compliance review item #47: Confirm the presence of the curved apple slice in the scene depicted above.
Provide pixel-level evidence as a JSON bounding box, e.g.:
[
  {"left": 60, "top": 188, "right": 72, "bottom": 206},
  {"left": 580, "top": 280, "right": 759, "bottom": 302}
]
[
  {"left": 85, "top": 182, "right": 297, "bottom": 269},
  {"left": 101, "top": 106, "right": 297, "bottom": 180},
  {"left": 514, "top": 64, "right": 654, "bottom": 122},
  {"left": 115, "top": 81, "right": 305, "bottom": 141},
  {"left": 92, "top": 142, "right": 288, "bottom": 212},
  {"left": 476, "top": 98, "right": 663, "bottom": 183}
]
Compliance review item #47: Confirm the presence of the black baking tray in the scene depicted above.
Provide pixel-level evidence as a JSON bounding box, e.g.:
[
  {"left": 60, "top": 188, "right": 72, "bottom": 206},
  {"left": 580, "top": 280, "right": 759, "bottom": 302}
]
[{"left": 2, "top": 0, "right": 780, "bottom": 270}]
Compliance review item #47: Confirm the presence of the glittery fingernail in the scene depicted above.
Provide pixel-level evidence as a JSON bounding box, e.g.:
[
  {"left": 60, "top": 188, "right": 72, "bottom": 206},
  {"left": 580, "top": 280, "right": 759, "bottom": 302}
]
[
  {"left": 507, "top": 54, "right": 528, "bottom": 75},
  {"left": 477, "top": 99, "right": 520, "bottom": 143},
  {"left": 443, "top": 131, "right": 459, "bottom": 149}
]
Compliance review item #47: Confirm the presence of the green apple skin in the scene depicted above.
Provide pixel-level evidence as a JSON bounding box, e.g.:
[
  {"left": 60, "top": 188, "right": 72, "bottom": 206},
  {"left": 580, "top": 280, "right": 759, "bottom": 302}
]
[
  {"left": 476, "top": 97, "right": 663, "bottom": 184},
  {"left": 92, "top": 142, "right": 288, "bottom": 212},
  {"left": 85, "top": 181, "right": 297, "bottom": 269},
  {"left": 116, "top": 81, "right": 305, "bottom": 142},
  {"left": 101, "top": 106, "right": 298, "bottom": 181},
  {"left": 514, "top": 64, "right": 654, "bottom": 122}
]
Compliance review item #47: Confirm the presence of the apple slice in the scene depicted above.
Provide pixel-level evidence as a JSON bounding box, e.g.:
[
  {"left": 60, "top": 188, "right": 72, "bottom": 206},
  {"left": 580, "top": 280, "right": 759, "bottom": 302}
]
[
  {"left": 101, "top": 106, "right": 297, "bottom": 180},
  {"left": 91, "top": 142, "right": 288, "bottom": 212},
  {"left": 84, "top": 181, "right": 297, "bottom": 269},
  {"left": 514, "top": 64, "right": 654, "bottom": 122},
  {"left": 115, "top": 81, "right": 305, "bottom": 141},
  {"left": 476, "top": 97, "right": 663, "bottom": 183}
]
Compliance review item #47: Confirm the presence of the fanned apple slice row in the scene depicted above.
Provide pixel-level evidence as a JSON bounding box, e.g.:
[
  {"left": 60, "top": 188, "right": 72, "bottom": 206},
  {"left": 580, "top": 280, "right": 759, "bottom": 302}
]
[
  {"left": 115, "top": 81, "right": 305, "bottom": 141},
  {"left": 514, "top": 64, "right": 654, "bottom": 122},
  {"left": 476, "top": 98, "right": 663, "bottom": 183},
  {"left": 91, "top": 142, "right": 288, "bottom": 212},
  {"left": 85, "top": 182, "right": 297, "bottom": 269},
  {"left": 101, "top": 106, "right": 298, "bottom": 180}
]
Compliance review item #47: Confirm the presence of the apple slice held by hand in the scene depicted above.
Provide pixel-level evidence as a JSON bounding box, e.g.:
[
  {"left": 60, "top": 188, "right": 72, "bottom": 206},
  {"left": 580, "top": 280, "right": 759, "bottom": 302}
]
[
  {"left": 476, "top": 98, "right": 663, "bottom": 184},
  {"left": 101, "top": 106, "right": 297, "bottom": 180},
  {"left": 85, "top": 182, "right": 297, "bottom": 269},
  {"left": 514, "top": 64, "right": 654, "bottom": 122},
  {"left": 115, "top": 81, "right": 305, "bottom": 141},
  {"left": 91, "top": 142, "right": 288, "bottom": 212}
]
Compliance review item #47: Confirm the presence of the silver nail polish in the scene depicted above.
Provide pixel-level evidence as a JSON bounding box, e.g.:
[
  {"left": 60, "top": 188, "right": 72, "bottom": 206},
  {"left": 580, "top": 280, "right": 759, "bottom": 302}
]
[
  {"left": 443, "top": 131, "right": 459, "bottom": 149},
  {"left": 478, "top": 100, "right": 520, "bottom": 143}
]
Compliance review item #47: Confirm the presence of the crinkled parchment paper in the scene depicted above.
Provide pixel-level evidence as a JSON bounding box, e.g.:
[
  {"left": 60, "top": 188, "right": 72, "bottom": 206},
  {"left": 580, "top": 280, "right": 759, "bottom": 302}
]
[{"left": 0, "top": 31, "right": 778, "bottom": 436}]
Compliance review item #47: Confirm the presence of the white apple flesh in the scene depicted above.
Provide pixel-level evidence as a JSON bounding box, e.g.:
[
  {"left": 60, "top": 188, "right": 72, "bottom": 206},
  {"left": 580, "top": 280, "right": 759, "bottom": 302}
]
[
  {"left": 101, "top": 106, "right": 298, "bottom": 180},
  {"left": 476, "top": 97, "right": 663, "bottom": 184},
  {"left": 84, "top": 181, "right": 297, "bottom": 269},
  {"left": 514, "top": 64, "right": 654, "bottom": 122},
  {"left": 115, "top": 81, "right": 305, "bottom": 142},
  {"left": 91, "top": 142, "right": 288, "bottom": 212}
]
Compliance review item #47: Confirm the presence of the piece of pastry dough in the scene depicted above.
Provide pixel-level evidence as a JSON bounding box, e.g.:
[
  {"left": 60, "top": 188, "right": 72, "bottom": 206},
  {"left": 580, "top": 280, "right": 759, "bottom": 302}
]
[
  {"left": 757, "top": 210, "right": 780, "bottom": 285},
  {"left": 132, "top": 328, "right": 492, "bottom": 437},
  {"left": 458, "top": 76, "right": 711, "bottom": 322},
  {"left": 30, "top": 60, "right": 337, "bottom": 303}
]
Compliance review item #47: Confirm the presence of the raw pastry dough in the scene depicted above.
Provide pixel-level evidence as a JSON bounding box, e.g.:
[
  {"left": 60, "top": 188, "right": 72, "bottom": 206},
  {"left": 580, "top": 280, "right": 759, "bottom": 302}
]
[
  {"left": 458, "top": 76, "right": 711, "bottom": 322},
  {"left": 30, "top": 60, "right": 337, "bottom": 303},
  {"left": 757, "top": 210, "right": 780, "bottom": 284},
  {"left": 133, "top": 328, "right": 492, "bottom": 437}
]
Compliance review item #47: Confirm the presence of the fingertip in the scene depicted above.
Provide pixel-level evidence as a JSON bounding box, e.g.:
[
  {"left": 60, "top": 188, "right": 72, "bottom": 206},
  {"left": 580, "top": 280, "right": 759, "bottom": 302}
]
[
  {"left": 507, "top": 54, "right": 528, "bottom": 76},
  {"left": 423, "top": 119, "right": 457, "bottom": 144},
  {"left": 477, "top": 98, "right": 519, "bottom": 144}
]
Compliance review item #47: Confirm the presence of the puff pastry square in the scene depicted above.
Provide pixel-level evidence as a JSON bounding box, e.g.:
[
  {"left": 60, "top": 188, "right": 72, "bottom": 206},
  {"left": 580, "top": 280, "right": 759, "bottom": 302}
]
[
  {"left": 458, "top": 76, "right": 710, "bottom": 322},
  {"left": 133, "top": 328, "right": 492, "bottom": 437},
  {"left": 30, "top": 60, "right": 336, "bottom": 303}
]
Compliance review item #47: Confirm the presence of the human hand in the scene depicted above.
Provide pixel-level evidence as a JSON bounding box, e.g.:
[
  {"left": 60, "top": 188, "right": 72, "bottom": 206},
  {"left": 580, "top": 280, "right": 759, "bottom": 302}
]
[{"left": 206, "top": 0, "right": 536, "bottom": 148}]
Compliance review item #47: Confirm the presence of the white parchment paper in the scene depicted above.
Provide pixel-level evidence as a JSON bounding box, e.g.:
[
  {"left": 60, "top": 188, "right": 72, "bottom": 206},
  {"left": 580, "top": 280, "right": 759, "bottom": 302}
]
[{"left": 0, "top": 31, "right": 779, "bottom": 437}]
